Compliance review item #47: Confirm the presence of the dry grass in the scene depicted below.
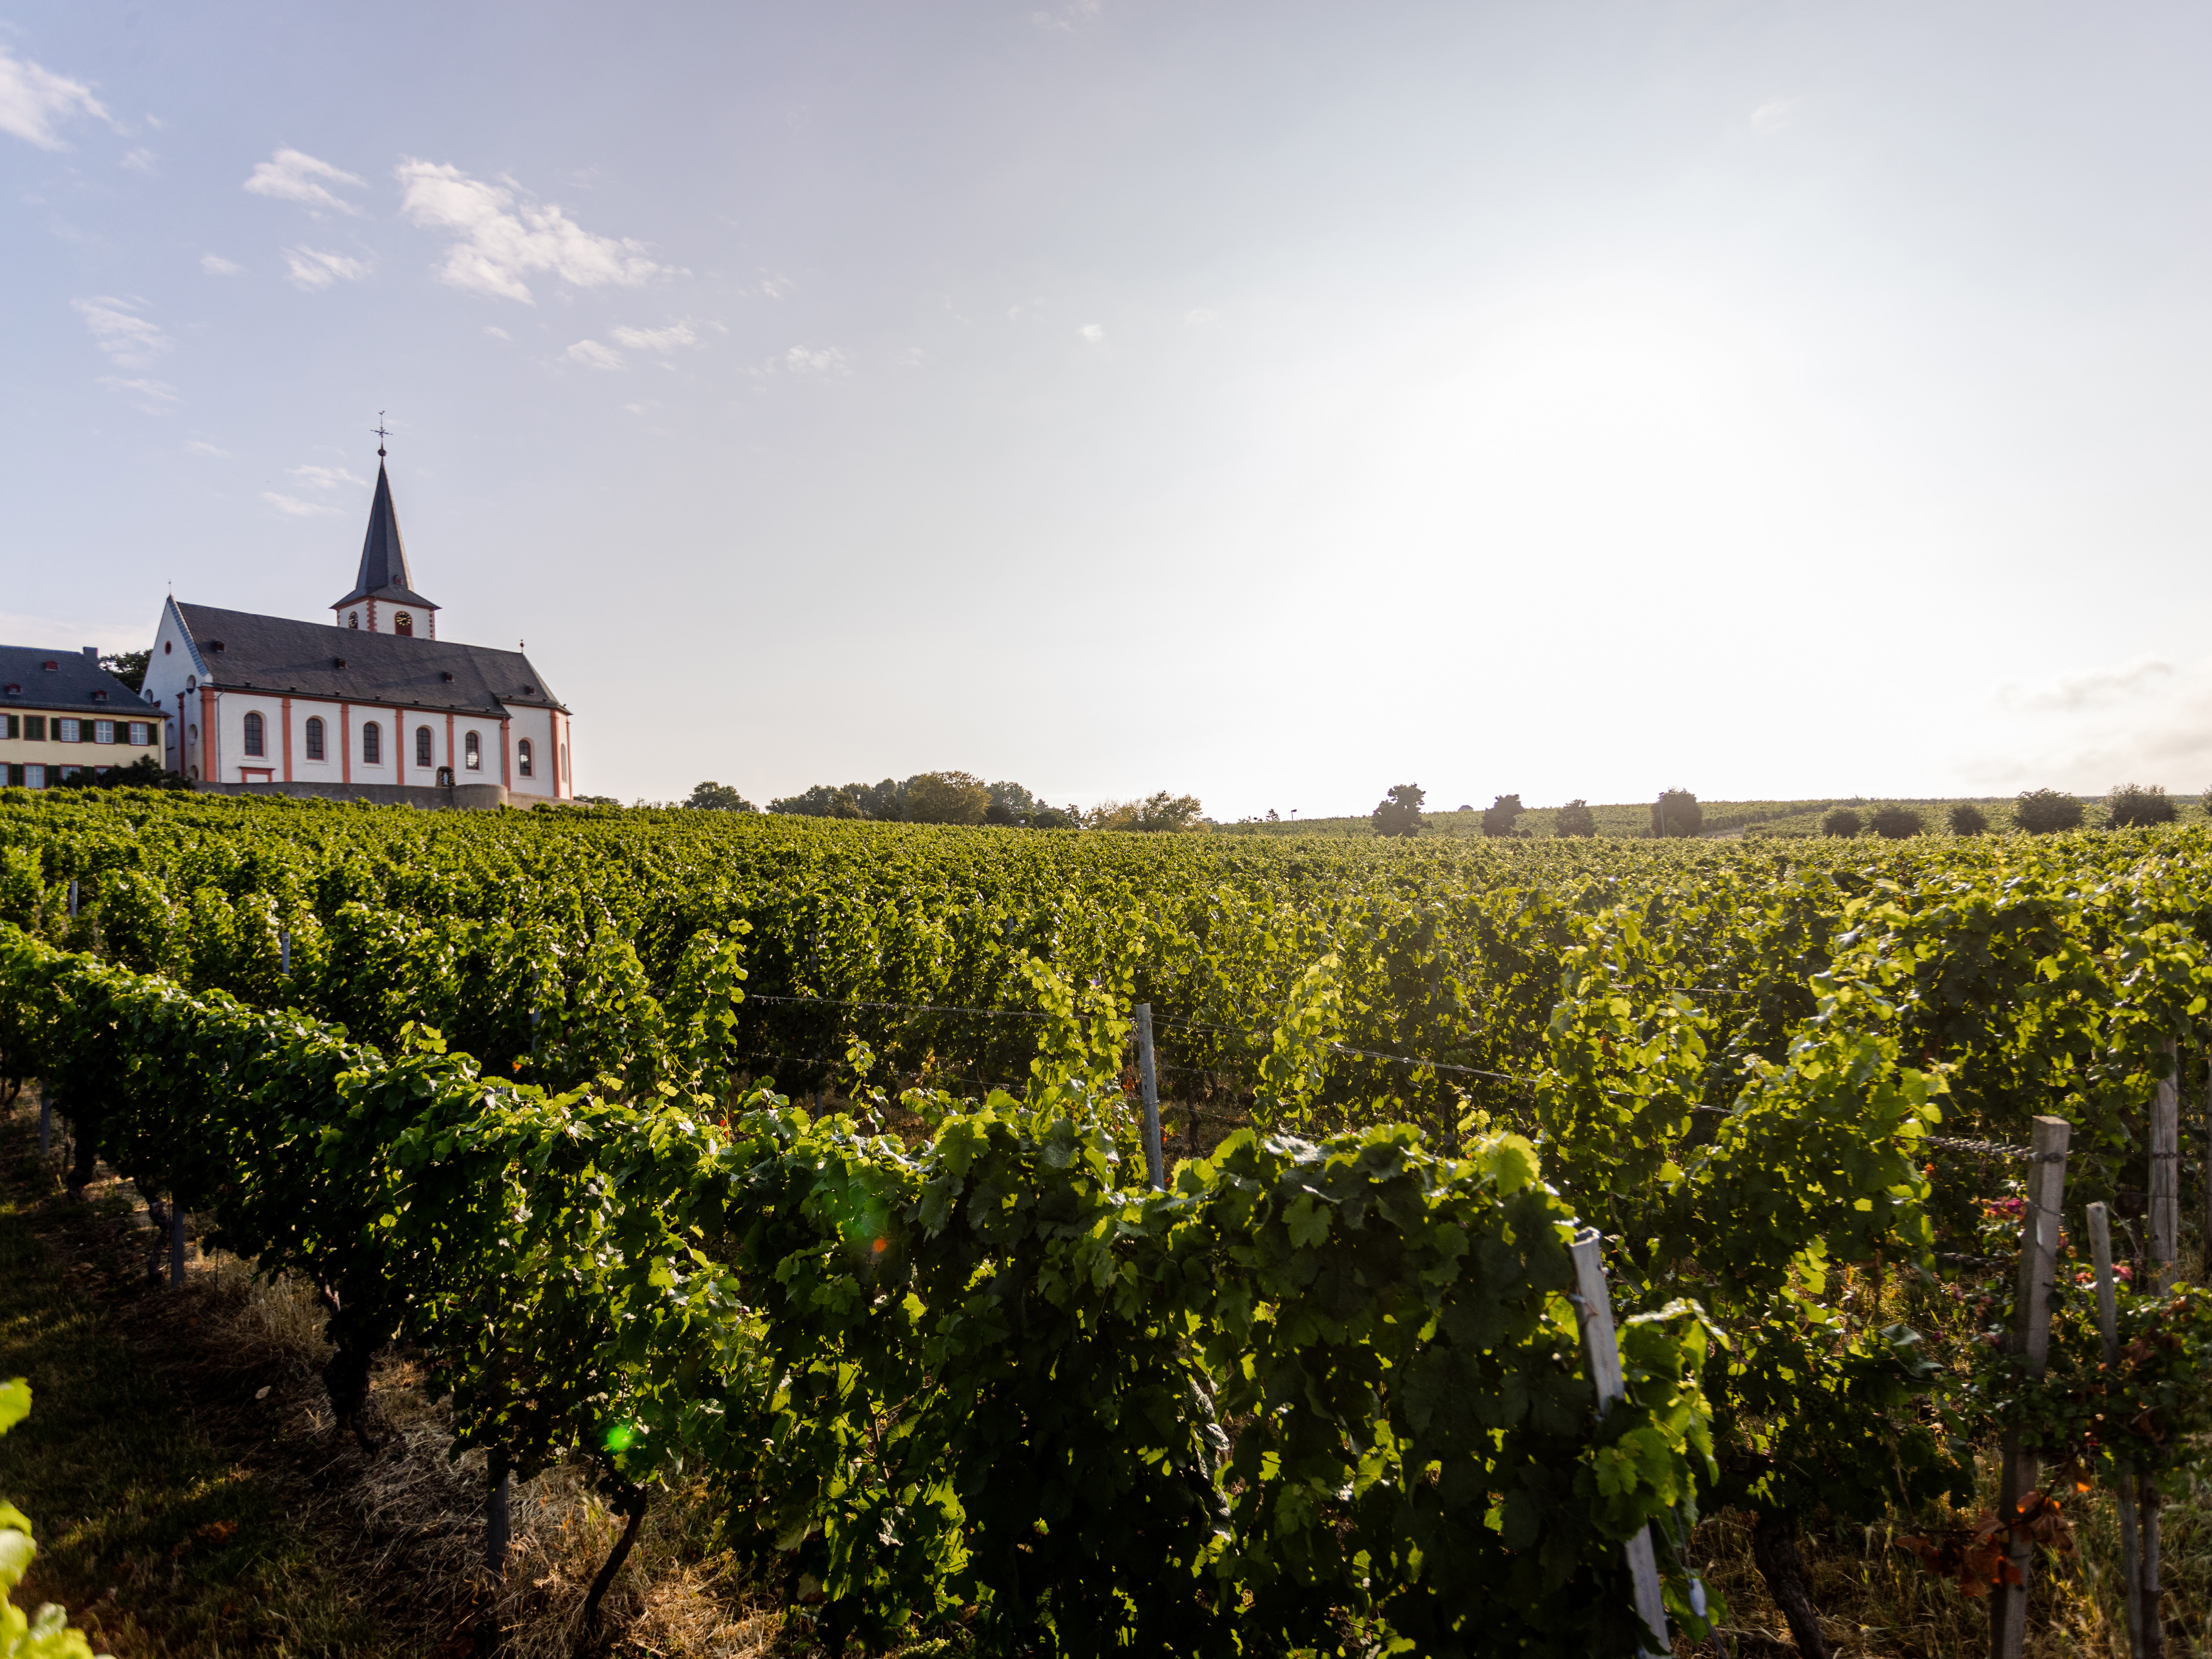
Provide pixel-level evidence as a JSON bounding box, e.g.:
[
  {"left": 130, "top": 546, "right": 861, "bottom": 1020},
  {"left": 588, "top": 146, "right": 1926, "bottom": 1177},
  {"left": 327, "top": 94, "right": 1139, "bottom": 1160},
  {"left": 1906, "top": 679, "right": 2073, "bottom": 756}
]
[{"left": 1, "top": 1091, "right": 791, "bottom": 1658}]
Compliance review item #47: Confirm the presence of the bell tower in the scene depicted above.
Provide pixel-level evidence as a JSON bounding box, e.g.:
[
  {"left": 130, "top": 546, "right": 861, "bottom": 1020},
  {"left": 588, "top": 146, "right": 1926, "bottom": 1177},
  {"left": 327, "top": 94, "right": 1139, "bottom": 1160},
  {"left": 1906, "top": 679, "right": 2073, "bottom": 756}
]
[{"left": 329, "top": 426, "right": 439, "bottom": 638}]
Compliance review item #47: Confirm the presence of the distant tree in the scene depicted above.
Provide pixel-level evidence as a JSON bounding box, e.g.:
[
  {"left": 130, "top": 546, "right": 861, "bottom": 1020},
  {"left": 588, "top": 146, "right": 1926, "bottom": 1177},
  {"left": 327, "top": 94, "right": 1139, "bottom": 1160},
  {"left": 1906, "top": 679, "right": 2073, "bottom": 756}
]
[
  {"left": 769, "top": 784, "right": 841, "bottom": 817},
  {"left": 1091, "top": 790, "right": 1206, "bottom": 832},
  {"left": 101, "top": 650, "right": 150, "bottom": 693},
  {"left": 1481, "top": 794, "right": 1524, "bottom": 837},
  {"left": 2015, "top": 788, "right": 2084, "bottom": 835},
  {"left": 1947, "top": 803, "right": 1990, "bottom": 836},
  {"left": 1555, "top": 799, "right": 1596, "bottom": 838},
  {"left": 984, "top": 779, "right": 1039, "bottom": 826},
  {"left": 904, "top": 770, "right": 992, "bottom": 824},
  {"left": 1867, "top": 805, "right": 1925, "bottom": 840},
  {"left": 685, "top": 780, "right": 756, "bottom": 811},
  {"left": 1821, "top": 807, "right": 1863, "bottom": 838},
  {"left": 1456, "top": 804, "right": 1474, "bottom": 813},
  {"left": 1371, "top": 783, "right": 1427, "bottom": 838},
  {"left": 1650, "top": 789, "right": 1702, "bottom": 838},
  {"left": 1265, "top": 808, "right": 1280, "bottom": 823},
  {"left": 2106, "top": 783, "right": 2176, "bottom": 829},
  {"left": 1031, "top": 805, "right": 1079, "bottom": 830}
]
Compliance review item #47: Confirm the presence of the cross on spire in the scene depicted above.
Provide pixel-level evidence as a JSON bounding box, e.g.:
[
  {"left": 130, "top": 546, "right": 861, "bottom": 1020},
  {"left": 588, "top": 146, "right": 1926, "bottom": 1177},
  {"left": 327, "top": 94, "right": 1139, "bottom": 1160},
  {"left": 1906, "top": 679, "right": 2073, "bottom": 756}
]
[{"left": 373, "top": 412, "right": 390, "bottom": 457}]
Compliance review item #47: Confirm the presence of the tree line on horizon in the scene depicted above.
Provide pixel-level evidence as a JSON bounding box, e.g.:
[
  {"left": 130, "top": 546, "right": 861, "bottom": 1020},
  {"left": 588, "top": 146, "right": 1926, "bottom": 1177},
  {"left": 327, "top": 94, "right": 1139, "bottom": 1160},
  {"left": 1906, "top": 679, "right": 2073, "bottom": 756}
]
[{"left": 684, "top": 772, "right": 1207, "bottom": 831}]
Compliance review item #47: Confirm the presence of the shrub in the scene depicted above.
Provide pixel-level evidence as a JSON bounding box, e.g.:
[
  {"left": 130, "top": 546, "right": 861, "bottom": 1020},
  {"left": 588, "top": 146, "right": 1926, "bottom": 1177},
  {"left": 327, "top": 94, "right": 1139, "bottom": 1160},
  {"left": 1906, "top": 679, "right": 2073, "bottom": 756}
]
[
  {"left": 1947, "top": 803, "right": 1989, "bottom": 836},
  {"left": 1554, "top": 799, "right": 1596, "bottom": 838},
  {"left": 1650, "top": 789, "right": 1701, "bottom": 838},
  {"left": 1866, "top": 805, "right": 1925, "bottom": 840},
  {"left": 1821, "top": 808, "right": 1863, "bottom": 838},
  {"left": 1090, "top": 791, "right": 1207, "bottom": 832},
  {"left": 1480, "top": 794, "right": 1523, "bottom": 838},
  {"left": 2015, "top": 788, "right": 2084, "bottom": 835},
  {"left": 2105, "top": 783, "right": 2176, "bottom": 829},
  {"left": 1371, "top": 784, "right": 1426, "bottom": 839}
]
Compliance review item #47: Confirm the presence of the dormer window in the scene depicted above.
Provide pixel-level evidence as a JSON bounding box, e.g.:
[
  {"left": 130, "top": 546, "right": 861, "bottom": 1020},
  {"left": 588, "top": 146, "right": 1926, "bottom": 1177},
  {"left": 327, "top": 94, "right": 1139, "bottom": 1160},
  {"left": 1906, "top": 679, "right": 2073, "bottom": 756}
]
[
  {"left": 92, "top": 690, "right": 107, "bottom": 701},
  {"left": 41, "top": 661, "right": 56, "bottom": 671},
  {"left": 3, "top": 686, "right": 16, "bottom": 697},
  {"left": 333, "top": 657, "right": 347, "bottom": 669},
  {"left": 210, "top": 641, "right": 226, "bottom": 654},
  {"left": 440, "top": 670, "right": 453, "bottom": 682}
]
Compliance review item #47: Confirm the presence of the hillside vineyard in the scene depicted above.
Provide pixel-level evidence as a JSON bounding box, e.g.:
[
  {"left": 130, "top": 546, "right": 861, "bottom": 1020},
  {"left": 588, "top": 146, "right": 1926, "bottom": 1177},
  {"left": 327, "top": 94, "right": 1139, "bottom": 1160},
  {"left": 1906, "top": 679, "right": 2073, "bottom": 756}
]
[{"left": 3, "top": 792, "right": 2209, "bottom": 1655}]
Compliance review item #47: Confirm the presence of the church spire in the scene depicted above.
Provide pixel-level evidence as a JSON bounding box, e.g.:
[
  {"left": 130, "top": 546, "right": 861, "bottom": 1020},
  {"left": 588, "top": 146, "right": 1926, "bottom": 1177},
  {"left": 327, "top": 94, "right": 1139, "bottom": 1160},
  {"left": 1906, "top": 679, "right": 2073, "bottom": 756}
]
[{"left": 331, "top": 441, "right": 439, "bottom": 638}]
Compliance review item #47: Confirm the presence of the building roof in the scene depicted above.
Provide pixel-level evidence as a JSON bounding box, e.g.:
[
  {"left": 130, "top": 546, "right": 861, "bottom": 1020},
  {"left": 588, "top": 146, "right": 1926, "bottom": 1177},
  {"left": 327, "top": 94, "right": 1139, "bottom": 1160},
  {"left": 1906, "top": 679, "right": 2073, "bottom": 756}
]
[
  {"left": 171, "top": 601, "right": 568, "bottom": 716},
  {"left": 0, "top": 644, "right": 162, "bottom": 718},
  {"left": 329, "top": 460, "right": 437, "bottom": 612}
]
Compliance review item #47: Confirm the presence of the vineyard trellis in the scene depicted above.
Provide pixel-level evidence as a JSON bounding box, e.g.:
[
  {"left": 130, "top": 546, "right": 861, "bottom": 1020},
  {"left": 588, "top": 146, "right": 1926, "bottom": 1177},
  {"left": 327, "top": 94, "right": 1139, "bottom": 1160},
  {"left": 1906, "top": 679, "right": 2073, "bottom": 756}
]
[{"left": 2, "top": 790, "right": 2212, "bottom": 1654}]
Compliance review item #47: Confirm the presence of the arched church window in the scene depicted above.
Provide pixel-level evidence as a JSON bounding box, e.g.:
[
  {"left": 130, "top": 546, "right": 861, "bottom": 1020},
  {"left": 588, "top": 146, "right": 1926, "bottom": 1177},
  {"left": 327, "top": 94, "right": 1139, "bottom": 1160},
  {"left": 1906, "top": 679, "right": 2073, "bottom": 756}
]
[
  {"left": 395, "top": 611, "right": 414, "bottom": 637},
  {"left": 362, "top": 721, "right": 382, "bottom": 764},
  {"left": 463, "top": 730, "right": 482, "bottom": 770},
  {"left": 243, "top": 711, "right": 265, "bottom": 757},
  {"left": 305, "top": 717, "right": 325, "bottom": 761},
  {"left": 416, "top": 726, "right": 433, "bottom": 767},
  {"left": 349, "top": 612, "right": 359, "bottom": 629},
  {"left": 517, "top": 739, "right": 533, "bottom": 778}
]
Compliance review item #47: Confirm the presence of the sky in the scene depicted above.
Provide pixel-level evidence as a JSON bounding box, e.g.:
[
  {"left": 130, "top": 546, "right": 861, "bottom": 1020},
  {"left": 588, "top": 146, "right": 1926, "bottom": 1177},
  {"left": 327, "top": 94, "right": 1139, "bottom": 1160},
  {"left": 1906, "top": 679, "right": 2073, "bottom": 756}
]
[{"left": 5, "top": 2, "right": 2212, "bottom": 816}]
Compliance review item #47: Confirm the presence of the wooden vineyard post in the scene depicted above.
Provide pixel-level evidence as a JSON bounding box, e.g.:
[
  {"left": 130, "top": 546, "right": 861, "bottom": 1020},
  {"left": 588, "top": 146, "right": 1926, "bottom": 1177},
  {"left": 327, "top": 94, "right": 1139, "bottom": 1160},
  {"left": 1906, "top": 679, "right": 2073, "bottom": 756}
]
[
  {"left": 1990, "top": 1115, "right": 2070, "bottom": 1659},
  {"left": 279, "top": 928, "right": 291, "bottom": 977},
  {"left": 66, "top": 879, "right": 76, "bottom": 918},
  {"left": 1569, "top": 1229, "right": 1669, "bottom": 1658},
  {"left": 2152, "top": 1043, "right": 2179, "bottom": 1287},
  {"left": 1134, "top": 1002, "right": 1165, "bottom": 1190},
  {"left": 38, "top": 1089, "right": 49, "bottom": 1160},
  {"left": 2089, "top": 1202, "right": 2143, "bottom": 1659},
  {"left": 483, "top": 1286, "right": 511, "bottom": 1578},
  {"left": 2138, "top": 1051, "right": 2180, "bottom": 1658},
  {"left": 168, "top": 1201, "right": 185, "bottom": 1286}
]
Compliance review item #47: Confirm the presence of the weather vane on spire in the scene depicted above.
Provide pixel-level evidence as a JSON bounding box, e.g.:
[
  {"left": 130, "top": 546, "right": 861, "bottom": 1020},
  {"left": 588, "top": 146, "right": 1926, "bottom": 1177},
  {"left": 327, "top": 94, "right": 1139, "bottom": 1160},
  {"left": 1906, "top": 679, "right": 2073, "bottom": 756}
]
[{"left": 373, "top": 412, "right": 390, "bottom": 457}]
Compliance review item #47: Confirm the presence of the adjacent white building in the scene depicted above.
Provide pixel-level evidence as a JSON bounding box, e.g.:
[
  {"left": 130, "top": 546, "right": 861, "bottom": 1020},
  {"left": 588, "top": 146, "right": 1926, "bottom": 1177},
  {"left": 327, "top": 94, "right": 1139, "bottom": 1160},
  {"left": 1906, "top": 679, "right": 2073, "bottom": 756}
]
[{"left": 141, "top": 452, "right": 573, "bottom": 803}]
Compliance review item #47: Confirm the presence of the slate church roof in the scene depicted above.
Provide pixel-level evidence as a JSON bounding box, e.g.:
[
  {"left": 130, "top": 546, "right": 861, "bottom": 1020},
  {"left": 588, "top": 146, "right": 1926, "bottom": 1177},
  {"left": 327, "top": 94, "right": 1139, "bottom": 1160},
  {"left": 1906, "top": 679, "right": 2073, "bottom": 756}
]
[
  {"left": 169, "top": 600, "right": 567, "bottom": 718},
  {"left": 0, "top": 645, "right": 158, "bottom": 717},
  {"left": 330, "top": 461, "right": 436, "bottom": 612}
]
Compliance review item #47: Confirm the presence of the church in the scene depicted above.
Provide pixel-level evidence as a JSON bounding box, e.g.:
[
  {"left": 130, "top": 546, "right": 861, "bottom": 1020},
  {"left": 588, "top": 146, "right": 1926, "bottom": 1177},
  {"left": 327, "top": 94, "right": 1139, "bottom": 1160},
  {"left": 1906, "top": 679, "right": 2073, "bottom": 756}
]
[{"left": 141, "top": 447, "right": 573, "bottom": 805}]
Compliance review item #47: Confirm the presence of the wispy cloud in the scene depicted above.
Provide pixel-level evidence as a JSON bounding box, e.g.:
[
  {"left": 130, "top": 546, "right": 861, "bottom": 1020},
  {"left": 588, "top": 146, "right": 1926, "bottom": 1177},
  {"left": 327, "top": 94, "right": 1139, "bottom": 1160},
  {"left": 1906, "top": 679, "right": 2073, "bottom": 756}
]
[
  {"left": 567, "top": 339, "right": 623, "bottom": 370},
  {"left": 899, "top": 347, "right": 933, "bottom": 368},
  {"left": 1077, "top": 322, "right": 1105, "bottom": 346},
  {"left": 0, "top": 45, "right": 114, "bottom": 150},
  {"left": 483, "top": 325, "right": 511, "bottom": 341},
  {"left": 1998, "top": 657, "right": 2176, "bottom": 714},
  {"left": 1032, "top": 0, "right": 1102, "bottom": 32},
  {"left": 783, "top": 345, "right": 850, "bottom": 376},
  {"left": 1184, "top": 308, "right": 1219, "bottom": 327},
  {"left": 184, "top": 439, "right": 230, "bottom": 457},
  {"left": 200, "top": 252, "right": 242, "bottom": 276},
  {"left": 73, "top": 296, "right": 168, "bottom": 367},
  {"left": 244, "top": 148, "right": 366, "bottom": 215},
  {"left": 1750, "top": 98, "right": 1796, "bottom": 135},
  {"left": 610, "top": 321, "right": 697, "bottom": 352},
  {"left": 396, "top": 160, "right": 667, "bottom": 303},
  {"left": 288, "top": 463, "right": 366, "bottom": 490},
  {"left": 282, "top": 246, "right": 369, "bottom": 290},
  {"left": 120, "top": 146, "right": 158, "bottom": 175},
  {"left": 261, "top": 492, "right": 338, "bottom": 518},
  {"left": 98, "top": 377, "right": 180, "bottom": 414},
  {"left": 758, "top": 276, "right": 794, "bottom": 299}
]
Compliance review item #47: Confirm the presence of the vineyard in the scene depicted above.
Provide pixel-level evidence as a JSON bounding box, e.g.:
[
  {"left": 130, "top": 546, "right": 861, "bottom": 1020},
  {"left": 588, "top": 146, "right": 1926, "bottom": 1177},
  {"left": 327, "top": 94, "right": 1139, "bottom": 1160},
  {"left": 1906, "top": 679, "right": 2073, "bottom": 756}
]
[{"left": 2, "top": 789, "right": 2211, "bottom": 1656}]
